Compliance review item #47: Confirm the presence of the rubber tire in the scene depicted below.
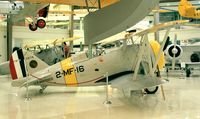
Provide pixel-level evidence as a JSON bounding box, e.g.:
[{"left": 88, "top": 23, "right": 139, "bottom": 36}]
[
  {"left": 37, "top": 19, "right": 46, "bottom": 29},
  {"left": 39, "top": 89, "right": 44, "bottom": 94},
  {"left": 29, "top": 23, "right": 37, "bottom": 31},
  {"left": 144, "top": 86, "right": 159, "bottom": 94}
]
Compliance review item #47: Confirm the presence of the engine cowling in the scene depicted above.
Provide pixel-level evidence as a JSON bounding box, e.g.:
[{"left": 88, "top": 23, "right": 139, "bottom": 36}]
[
  {"left": 166, "top": 44, "right": 183, "bottom": 59},
  {"left": 149, "top": 40, "right": 165, "bottom": 70}
]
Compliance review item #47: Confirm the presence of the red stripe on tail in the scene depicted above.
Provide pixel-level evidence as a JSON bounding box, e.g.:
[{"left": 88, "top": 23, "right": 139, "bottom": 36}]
[{"left": 9, "top": 56, "right": 18, "bottom": 80}]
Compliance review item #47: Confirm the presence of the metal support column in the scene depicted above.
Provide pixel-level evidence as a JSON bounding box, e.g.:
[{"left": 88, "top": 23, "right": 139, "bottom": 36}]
[
  {"left": 7, "top": 15, "right": 13, "bottom": 61},
  {"left": 80, "top": 17, "right": 84, "bottom": 30},
  {"left": 154, "top": 4, "right": 160, "bottom": 42},
  {"left": 98, "top": 0, "right": 101, "bottom": 9},
  {"left": 80, "top": 42, "right": 84, "bottom": 51},
  {"left": 69, "top": 5, "right": 74, "bottom": 52},
  {"left": 104, "top": 72, "right": 112, "bottom": 105},
  {"left": 88, "top": 44, "right": 93, "bottom": 59}
]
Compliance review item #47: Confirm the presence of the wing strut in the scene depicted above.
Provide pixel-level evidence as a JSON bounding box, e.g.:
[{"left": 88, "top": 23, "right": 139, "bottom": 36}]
[{"left": 85, "top": 0, "right": 101, "bottom": 13}]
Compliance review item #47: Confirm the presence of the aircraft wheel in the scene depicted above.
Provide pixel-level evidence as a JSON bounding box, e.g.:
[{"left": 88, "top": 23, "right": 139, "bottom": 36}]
[
  {"left": 144, "top": 86, "right": 159, "bottom": 94},
  {"left": 39, "top": 85, "right": 47, "bottom": 94},
  {"left": 37, "top": 19, "right": 46, "bottom": 28},
  {"left": 29, "top": 23, "right": 38, "bottom": 31},
  {"left": 39, "top": 89, "right": 44, "bottom": 94}
]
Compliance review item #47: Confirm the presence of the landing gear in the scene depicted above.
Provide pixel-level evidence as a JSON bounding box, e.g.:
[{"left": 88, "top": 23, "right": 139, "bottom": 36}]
[
  {"left": 28, "top": 19, "right": 46, "bottom": 31},
  {"left": 186, "top": 68, "right": 191, "bottom": 77},
  {"left": 144, "top": 86, "right": 159, "bottom": 94},
  {"left": 39, "top": 85, "right": 47, "bottom": 94},
  {"left": 37, "top": 19, "right": 46, "bottom": 29},
  {"left": 29, "top": 22, "right": 37, "bottom": 31}
]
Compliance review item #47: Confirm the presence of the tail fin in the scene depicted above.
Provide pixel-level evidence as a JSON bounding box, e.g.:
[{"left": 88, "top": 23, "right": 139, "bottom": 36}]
[{"left": 9, "top": 49, "right": 48, "bottom": 80}]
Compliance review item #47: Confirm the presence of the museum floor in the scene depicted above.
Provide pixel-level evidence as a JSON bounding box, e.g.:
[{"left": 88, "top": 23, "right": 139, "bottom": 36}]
[{"left": 0, "top": 71, "right": 200, "bottom": 119}]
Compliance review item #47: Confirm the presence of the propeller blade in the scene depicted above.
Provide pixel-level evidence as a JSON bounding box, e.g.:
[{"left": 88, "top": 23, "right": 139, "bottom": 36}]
[
  {"left": 172, "top": 34, "right": 177, "bottom": 70},
  {"left": 163, "top": 36, "right": 170, "bottom": 51}
]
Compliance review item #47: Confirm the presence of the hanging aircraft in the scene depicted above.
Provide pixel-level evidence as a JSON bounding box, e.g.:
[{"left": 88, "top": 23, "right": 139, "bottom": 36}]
[
  {"left": 3, "top": 0, "right": 119, "bottom": 31},
  {"left": 0, "top": 1, "right": 50, "bottom": 31},
  {"left": 0, "top": 0, "right": 50, "bottom": 31},
  {"left": 14, "top": 3, "right": 49, "bottom": 31},
  {"left": 0, "top": 1, "right": 24, "bottom": 14},
  {"left": 178, "top": 0, "right": 200, "bottom": 19},
  {"left": 8, "top": 20, "right": 188, "bottom": 99}
]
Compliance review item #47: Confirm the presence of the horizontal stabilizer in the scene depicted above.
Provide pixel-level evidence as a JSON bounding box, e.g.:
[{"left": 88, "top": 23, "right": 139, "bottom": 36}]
[
  {"left": 0, "top": 61, "right": 10, "bottom": 75},
  {"left": 110, "top": 74, "right": 168, "bottom": 90},
  {"left": 11, "top": 73, "right": 52, "bottom": 87}
]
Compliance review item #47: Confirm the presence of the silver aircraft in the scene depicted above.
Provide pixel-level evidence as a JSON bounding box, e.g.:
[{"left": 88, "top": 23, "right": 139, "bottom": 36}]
[
  {"left": 8, "top": 20, "right": 187, "bottom": 97},
  {"left": 165, "top": 39, "right": 200, "bottom": 77}
]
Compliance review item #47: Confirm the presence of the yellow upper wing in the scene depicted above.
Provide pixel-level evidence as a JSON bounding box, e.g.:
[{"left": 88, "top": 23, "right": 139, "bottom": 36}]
[{"left": 18, "top": 0, "right": 119, "bottom": 7}]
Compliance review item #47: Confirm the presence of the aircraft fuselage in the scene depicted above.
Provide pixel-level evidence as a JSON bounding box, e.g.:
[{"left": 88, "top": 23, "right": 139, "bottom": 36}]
[{"left": 40, "top": 45, "right": 138, "bottom": 87}]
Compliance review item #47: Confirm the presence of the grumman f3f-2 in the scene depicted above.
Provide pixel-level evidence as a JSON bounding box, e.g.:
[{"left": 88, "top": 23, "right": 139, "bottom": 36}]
[{"left": 9, "top": 20, "right": 188, "bottom": 99}]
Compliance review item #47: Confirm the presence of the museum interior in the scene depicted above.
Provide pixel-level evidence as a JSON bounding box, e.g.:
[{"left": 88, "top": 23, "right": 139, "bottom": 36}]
[{"left": 0, "top": 0, "right": 200, "bottom": 119}]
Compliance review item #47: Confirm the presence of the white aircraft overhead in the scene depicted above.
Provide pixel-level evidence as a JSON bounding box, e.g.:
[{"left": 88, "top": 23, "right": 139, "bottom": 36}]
[
  {"left": 0, "top": 1, "right": 24, "bottom": 14},
  {"left": 3, "top": 0, "right": 119, "bottom": 31},
  {"left": 8, "top": 20, "right": 188, "bottom": 99}
]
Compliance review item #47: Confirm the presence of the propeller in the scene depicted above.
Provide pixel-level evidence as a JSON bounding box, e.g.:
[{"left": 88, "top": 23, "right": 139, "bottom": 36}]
[
  {"left": 166, "top": 34, "right": 183, "bottom": 70},
  {"left": 163, "top": 36, "right": 170, "bottom": 51},
  {"left": 172, "top": 34, "right": 177, "bottom": 70}
]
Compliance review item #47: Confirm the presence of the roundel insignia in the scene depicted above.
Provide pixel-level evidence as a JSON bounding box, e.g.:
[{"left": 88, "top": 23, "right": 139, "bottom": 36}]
[{"left": 29, "top": 60, "right": 38, "bottom": 68}]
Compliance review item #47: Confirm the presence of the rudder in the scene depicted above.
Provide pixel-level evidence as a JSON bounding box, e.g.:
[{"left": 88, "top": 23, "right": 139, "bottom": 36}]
[{"left": 9, "top": 49, "right": 48, "bottom": 80}]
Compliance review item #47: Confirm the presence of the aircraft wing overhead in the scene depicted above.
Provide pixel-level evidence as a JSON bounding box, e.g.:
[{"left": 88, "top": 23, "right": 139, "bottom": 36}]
[
  {"left": 123, "top": 20, "right": 189, "bottom": 40},
  {"left": 133, "top": 20, "right": 189, "bottom": 37},
  {"left": 110, "top": 74, "right": 168, "bottom": 90},
  {"left": 11, "top": 73, "right": 52, "bottom": 87},
  {"left": 16, "top": 0, "right": 119, "bottom": 7}
]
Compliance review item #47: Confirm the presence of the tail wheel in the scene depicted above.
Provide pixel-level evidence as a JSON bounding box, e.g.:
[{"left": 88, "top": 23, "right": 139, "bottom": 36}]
[
  {"left": 144, "top": 86, "right": 159, "bottom": 94},
  {"left": 29, "top": 23, "right": 37, "bottom": 31},
  {"left": 37, "top": 19, "right": 46, "bottom": 29}
]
